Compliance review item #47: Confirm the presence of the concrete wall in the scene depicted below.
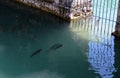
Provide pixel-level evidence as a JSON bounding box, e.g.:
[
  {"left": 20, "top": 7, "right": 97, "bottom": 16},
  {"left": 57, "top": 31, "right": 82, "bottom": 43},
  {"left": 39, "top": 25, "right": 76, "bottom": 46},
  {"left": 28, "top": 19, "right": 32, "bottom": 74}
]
[{"left": 15, "top": 0, "right": 92, "bottom": 21}]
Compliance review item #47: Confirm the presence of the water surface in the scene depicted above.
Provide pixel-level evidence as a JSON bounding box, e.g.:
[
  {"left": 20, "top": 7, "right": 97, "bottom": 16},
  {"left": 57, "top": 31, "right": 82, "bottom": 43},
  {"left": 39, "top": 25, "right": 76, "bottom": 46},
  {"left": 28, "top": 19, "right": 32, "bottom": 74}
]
[{"left": 0, "top": 1, "right": 120, "bottom": 78}]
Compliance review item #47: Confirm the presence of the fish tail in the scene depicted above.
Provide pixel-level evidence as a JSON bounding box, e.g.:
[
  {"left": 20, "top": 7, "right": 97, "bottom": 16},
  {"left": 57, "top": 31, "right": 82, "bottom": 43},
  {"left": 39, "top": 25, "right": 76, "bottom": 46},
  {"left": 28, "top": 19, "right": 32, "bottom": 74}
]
[{"left": 30, "top": 55, "right": 33, "bottom": 58}]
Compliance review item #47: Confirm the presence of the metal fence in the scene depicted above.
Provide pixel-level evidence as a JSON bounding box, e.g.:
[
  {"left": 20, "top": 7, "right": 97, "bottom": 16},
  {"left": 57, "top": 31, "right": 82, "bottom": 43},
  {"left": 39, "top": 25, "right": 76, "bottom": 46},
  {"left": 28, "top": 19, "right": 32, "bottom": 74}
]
[
  {"left": 70, "top": 0, "right": 119, "bottom": 40},
  {"left": 92, "top": 0, "right": 119, "bottom": 22}
]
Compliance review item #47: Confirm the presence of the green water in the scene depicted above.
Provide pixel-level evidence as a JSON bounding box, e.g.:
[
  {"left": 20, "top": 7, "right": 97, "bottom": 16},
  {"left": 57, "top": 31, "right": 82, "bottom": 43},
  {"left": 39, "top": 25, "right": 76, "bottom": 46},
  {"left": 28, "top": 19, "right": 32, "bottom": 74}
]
[{"left": 0, "top": 1, "right": 120, "bottom": 78}]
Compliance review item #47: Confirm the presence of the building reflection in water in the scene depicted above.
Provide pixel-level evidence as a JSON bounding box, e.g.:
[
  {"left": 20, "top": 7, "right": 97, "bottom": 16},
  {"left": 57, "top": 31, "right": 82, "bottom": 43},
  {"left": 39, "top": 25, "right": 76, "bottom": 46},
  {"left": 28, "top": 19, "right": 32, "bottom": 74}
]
[
  {"left": 88, "top": 37, "right": 116, "bottom": 78},
  {"left": 87, "top": 16, "right": 116, "bottom": 78},
  {"left": 68, "top": 0, "right": 119, "bottom": 77},
  {"left": 69, "top": 16, "right": 117, "bottom": 78},
  {"left": 87, "top": 17, "right": 116, "bottom": 78}
]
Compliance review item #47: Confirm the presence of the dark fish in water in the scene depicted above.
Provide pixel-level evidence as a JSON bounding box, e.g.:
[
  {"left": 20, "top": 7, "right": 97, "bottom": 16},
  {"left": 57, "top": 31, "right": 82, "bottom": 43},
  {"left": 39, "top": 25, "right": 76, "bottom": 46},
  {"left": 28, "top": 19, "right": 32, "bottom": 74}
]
[
  {"left": 30, "top": 49, "right": 42, "bottom": 58},
  {"left": 48, "top": 43, "right": 63, "bottom": 52}
]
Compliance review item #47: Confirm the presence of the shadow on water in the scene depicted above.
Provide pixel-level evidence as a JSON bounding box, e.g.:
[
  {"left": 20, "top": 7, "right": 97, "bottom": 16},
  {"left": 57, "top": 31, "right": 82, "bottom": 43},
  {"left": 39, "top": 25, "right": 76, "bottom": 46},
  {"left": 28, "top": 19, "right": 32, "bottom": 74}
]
[
  {"left": 30, "top": 43, "right": 63, "bottom": 58},
  {"left": 113, "top": 39, "right": 120, "bottom": 78},
  {"left": 46, "top": 43, "right": 63, "bottom": 52},
  {"left": 30, "top": 49, "right": 42, "bottom": 58}
]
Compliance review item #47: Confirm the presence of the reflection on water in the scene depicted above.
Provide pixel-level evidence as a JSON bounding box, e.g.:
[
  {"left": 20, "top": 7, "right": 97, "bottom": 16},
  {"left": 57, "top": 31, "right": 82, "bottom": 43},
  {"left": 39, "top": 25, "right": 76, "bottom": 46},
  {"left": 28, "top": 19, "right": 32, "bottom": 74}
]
[
  {"left": 0, "top": 70, "right": 65, "bottom": 78},
  {"left": 88, "top": 37, "right": 116, "bottom": 78},
  {"left": 69, "top": 16, "right": 116, "bottom": 41},
  {"left": 88, "top": 39, "right": 116, "bottom": 78},
  {"left": 69, "top": 16, "right": 117, "bottom": 78}
]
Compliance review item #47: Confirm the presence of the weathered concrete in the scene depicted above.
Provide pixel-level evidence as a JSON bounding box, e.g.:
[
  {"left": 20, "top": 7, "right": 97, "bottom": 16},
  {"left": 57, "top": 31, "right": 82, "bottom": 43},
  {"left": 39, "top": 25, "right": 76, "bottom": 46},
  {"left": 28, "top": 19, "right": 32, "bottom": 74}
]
[
  {"left": 112, "top": 0, "right": 120, "bottom": 38},
  {"left": 14, "top": 0, "right": 92, "bottom": 21}
]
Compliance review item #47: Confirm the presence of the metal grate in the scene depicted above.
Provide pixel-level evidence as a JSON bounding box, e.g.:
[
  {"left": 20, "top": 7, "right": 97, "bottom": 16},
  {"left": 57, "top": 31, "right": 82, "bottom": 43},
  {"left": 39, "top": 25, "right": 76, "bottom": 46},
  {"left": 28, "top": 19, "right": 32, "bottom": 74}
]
[{"left": 92, "top": 0, "right": 119, "bottom": 22}]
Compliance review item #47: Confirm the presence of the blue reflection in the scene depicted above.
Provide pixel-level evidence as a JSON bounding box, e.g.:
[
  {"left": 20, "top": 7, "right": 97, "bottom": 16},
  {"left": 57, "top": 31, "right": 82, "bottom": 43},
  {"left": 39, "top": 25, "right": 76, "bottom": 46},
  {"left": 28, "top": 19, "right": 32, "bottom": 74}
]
[{"left": 88, "top": 36, "right": 116, "bottom": 78}]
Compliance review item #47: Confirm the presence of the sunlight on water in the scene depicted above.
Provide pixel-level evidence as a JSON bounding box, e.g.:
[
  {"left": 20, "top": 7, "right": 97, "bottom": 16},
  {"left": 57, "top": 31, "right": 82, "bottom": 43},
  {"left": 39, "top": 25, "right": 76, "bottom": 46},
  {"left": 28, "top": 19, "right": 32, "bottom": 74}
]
[
  {"left": 17, "top": 70, "right": 64, "bottom": 78},
  {"left": 0, "top": 71, "right": 64, "bottom": 78},
  {"left": 69, "top": 16, "right": 116, "bottom": 42}
]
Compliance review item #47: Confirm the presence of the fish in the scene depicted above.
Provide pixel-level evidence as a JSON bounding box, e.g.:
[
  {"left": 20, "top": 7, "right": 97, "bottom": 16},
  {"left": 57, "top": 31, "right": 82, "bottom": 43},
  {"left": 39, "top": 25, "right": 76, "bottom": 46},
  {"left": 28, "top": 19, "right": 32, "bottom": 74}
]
[
  {"left": 30, "top": 49, "right": 42, "bottom": 58},
  {"left": 47, "top": 43, "right": 63, "bottom": 52}
]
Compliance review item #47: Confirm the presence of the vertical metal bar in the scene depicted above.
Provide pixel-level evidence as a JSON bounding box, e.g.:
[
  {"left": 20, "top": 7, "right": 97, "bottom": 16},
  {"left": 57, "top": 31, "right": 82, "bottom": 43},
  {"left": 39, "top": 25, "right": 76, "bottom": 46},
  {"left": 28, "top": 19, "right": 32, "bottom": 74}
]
[
  {"left": 101, "top": 0, "right": 106, "bottom": 37},
  {"left": 92, "top": 0, "right": 95, "bottom": 35},
  {"left": 94, "top": 0, "right": 99, "bottom": 34},
  {"left": 104, "top": 0, "right": 109, "bottom": 36},
  {"left": 89, "top": 15, "right": 92, "bottom": 32},
  {"left": 86, "top": 19, "right": 88, "bottom": 32},
  {"left": 95, "top": 0, "right": 99, "bottom": 17},
  {"left": 98, "top": 0, "right": 101, "bottom": 17},
  {"left": 78, "top": 19, "right": 81, "bottom": 31},
  {"left": 112, "top": 0, "right": 118, "bottom": 31},
  {"left": 85, "top": 0, "right": 88, "bottom": 31},
  {"left": 88, "top": 0, "right": 94, "bottom": 31},
  {"left": 83, "top": 18, "right": 84, "bottom": 31},
  {"left": 84, "top": 18, "right": 85, "bottom": 31},
  {"left": 108, "top": 0, "right": 113, "bottom": 35},
  {"left": 91, "top": 16, "right": 94, "bottom": 33},
  {"left": 84, "top": 18, "right": 86, "bottom": 31},
  {"left": 87, "top": 0, "right": 90, "bottom": 31},
  {"left": 87, "top": 17, "right": 90, "bottom": 32},
  {"left": 86, "top": 18, "right": 87, "bottom": 31},
  {"left": 91, "top": 17, "right": 94, "bottom": 35},
  {"left": 92, "top": 0, "right": 94, "bottom": 16},
  {"left": 76, "top": 20, "right": 79, "bottom": 31},
  {"left": 79, "top": 0, "right": 82, "bottom": 19},
  {"left": 83, "top": 1, "right": 86, "bottom": 31},
  {"left": 81, "top": 19, "right": 83, "bottom": 32},
  {"left": 92, "top": 17, "right": 96, "bottom": 34},
  {"left": 84, "top": 13, "right": 87, "bottom": 31},
  {"left": 114, "top": 0, "right": 119, "bottom": 21},
  {"left": 90, "top": 0, "right": 94, "bottom": 32},
  {"left": 93, "top": 0, "right": 96, "bottom": 17},
  {"left": 78, "top": 20, "right": 80, "bottom": 31},
  {"left": 97, "top": 0, "right": 102, "bottom": 35}
]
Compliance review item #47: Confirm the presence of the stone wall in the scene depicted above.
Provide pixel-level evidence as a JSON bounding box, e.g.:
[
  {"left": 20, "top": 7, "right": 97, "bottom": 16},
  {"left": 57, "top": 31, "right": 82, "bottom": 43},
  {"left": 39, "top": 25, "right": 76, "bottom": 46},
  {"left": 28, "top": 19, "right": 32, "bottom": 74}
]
[{"left": 15, "top": 0, "right": 92, "bottom": 21}]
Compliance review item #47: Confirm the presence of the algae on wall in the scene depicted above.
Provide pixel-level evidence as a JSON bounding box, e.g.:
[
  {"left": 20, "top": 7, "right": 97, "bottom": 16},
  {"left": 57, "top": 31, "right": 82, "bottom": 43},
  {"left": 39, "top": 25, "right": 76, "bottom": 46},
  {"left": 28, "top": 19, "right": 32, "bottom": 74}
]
[{"left": 15, "top": 0, "right": 92, "bottom": 21}]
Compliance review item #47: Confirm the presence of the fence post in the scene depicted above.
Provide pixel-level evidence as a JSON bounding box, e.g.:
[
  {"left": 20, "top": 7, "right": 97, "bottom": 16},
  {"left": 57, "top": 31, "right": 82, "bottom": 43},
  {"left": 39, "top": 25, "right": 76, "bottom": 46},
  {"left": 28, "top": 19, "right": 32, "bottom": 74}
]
[{"left": 112, "top": 0, "right": 120, "bottom": 38}]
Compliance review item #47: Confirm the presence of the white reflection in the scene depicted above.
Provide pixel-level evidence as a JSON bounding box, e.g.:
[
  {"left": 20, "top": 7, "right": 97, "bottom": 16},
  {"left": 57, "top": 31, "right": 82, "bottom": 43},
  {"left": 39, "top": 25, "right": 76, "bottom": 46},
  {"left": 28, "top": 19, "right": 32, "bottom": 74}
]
[
  {"left": 69, "top": 16, "right": 93, "bottom": 41},
  {"left": 0, "top": 70, "right": 65, "bottom": 78},
  {"left": 0, "top": 74, "right": 7, "bottom": 78},
  {"left": 18, "top": 70, "right": 65, "bottom": 78}
]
